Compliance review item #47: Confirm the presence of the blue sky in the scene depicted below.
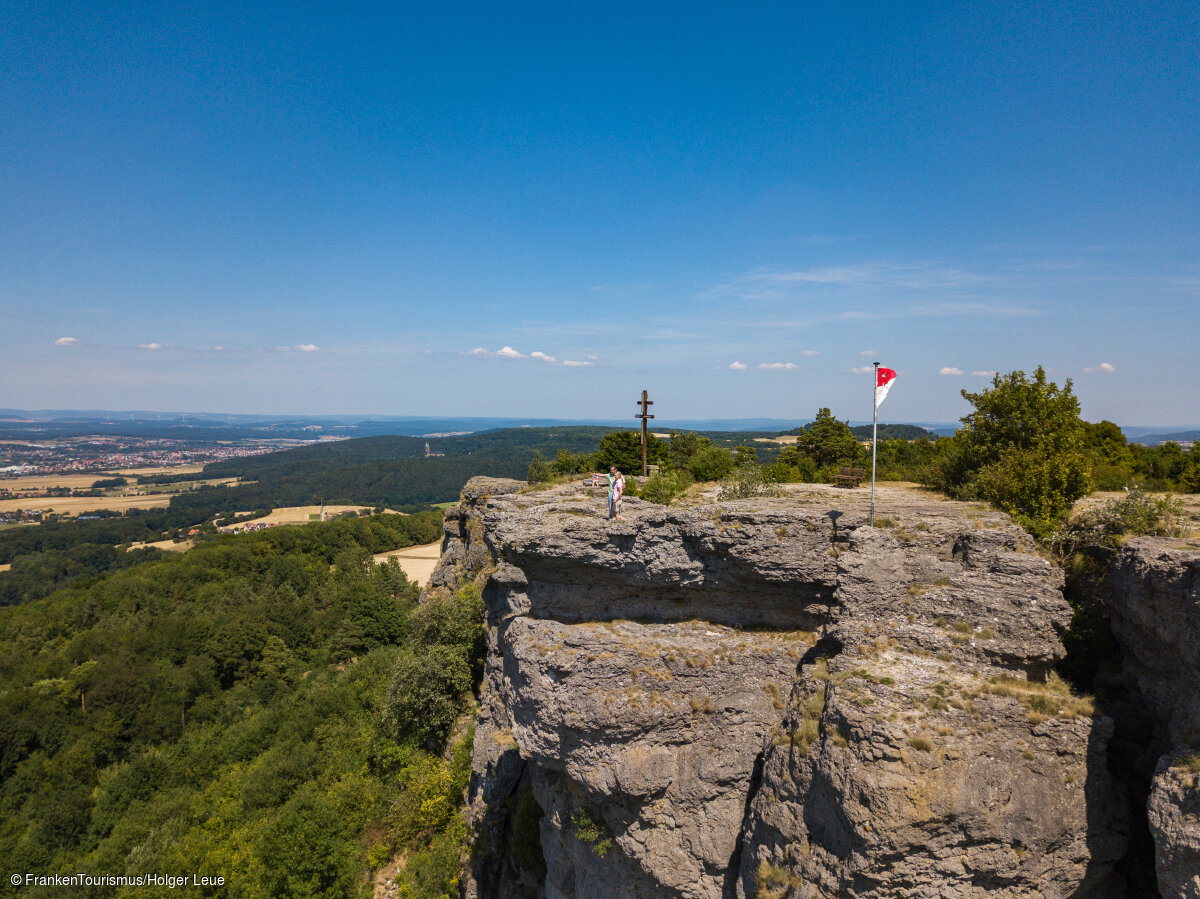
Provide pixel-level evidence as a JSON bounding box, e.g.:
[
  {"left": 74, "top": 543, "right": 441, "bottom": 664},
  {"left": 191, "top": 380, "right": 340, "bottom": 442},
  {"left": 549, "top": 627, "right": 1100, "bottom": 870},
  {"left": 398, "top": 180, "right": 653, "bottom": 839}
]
[{"left": 3, "top": 1, "right": 1197, "bottom": 425}]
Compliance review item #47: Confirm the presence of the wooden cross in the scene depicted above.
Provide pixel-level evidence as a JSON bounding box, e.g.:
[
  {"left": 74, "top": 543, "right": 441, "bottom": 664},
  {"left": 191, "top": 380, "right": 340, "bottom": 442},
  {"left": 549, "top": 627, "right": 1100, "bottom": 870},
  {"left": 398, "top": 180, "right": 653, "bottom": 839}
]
[{"left": 635, "top": 389, "right": 655, "bottom": 476}]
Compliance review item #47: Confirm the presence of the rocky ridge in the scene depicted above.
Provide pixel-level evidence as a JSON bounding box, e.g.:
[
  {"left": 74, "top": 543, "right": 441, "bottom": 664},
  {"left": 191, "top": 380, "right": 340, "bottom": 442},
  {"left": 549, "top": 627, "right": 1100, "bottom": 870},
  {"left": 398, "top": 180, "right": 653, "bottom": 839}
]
[{"left": 428, "top": 478, "right": 1135, "bottom": 897}]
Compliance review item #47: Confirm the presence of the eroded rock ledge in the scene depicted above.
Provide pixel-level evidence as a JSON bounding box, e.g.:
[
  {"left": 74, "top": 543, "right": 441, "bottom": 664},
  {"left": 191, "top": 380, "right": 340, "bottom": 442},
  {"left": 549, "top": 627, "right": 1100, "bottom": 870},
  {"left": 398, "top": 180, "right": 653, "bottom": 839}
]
[{"left": 432, "top": 478, "right": 1130, "bottom": 898}]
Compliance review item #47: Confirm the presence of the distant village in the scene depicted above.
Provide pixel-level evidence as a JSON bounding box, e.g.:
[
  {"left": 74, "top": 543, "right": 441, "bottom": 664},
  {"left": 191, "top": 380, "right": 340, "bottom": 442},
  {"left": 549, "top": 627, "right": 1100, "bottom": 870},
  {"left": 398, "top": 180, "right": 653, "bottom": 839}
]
[{"left": 0, "top": 435, "right": 321, "bottom": 480}]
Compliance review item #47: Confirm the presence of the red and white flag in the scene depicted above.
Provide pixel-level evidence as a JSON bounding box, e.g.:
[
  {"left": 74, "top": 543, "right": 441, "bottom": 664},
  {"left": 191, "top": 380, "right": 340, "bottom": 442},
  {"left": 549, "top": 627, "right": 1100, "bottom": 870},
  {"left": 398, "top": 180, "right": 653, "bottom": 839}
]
[{"left": 875, "top": 367, "right": 897, "bottom": 408}]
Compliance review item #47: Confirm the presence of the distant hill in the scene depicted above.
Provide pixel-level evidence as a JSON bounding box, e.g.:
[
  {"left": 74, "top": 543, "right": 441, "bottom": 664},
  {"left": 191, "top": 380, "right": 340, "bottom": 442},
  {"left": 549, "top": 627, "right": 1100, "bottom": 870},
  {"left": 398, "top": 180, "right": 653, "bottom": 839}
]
[
  {"left": 171, "top": 427, "right": 617, "bottom": 511},
  {"left": 1130, "top": 430, "right": 1200, "bottom": 446},
  {"left": 849, "top": 424, "right": 939, "bottom": 441}
]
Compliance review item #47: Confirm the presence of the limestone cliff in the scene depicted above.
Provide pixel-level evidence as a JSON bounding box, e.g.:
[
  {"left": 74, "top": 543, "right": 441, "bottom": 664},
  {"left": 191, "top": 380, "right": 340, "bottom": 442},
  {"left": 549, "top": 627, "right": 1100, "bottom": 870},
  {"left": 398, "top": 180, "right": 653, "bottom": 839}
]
[
  {"left": 429, "top": 478, "right": 1134, "bottom": 898},
  {"left": 1104, "top": 539, "right": 1200, "bottom": 897}
]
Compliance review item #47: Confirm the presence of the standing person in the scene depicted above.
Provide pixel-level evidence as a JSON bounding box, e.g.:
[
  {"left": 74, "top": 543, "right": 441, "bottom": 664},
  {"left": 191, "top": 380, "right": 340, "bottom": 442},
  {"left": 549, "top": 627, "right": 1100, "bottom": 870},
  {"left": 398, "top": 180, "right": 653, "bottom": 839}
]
[
  {"left": 613, "top": 468, "right": 625, "bottom": 520},
  {"left": 606, "top": 466, "right": 617, "bottom": 519}
]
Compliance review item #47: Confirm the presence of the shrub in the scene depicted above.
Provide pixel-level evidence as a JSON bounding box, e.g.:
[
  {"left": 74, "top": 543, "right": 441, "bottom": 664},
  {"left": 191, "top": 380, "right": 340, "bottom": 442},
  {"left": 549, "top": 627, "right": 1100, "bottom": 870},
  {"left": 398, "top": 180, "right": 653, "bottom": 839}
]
[
  {"left": 1053, "top": 486, "right": 1185, "bottom": 556},
  {"left": 718, "top": 466, "right": 782, "bottom": 500},
  {"left": 640, "top": 469, "right": 692, "bottom": 505}
]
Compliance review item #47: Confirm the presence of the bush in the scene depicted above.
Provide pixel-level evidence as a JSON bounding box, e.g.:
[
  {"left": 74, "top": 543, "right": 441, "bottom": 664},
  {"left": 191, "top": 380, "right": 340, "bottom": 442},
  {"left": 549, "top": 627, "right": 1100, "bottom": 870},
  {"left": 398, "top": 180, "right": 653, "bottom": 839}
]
[
  {"left": 718, "top": 466, "right": 782, "bottom": 500},
  {"left": 1053, "top": 486, "right": 1185, "bottom": 556},
  {"left": 639, "top": 469, "right": 692, "bottom": 505}
]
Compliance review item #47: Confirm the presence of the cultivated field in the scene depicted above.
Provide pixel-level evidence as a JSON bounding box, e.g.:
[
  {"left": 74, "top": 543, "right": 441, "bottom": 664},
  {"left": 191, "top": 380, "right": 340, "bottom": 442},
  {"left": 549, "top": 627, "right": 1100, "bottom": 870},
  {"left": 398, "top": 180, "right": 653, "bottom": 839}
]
[
  {"left": 128, "top": 539, "right": 195, "bottom": 553},
  {"left": 753, "top": 435, "right": 799, "bottom": 445},
  {"left": 373, "top": 540, "right": 442, "bottom": 587},
  {"left": 0, "top": 494, "right": 174, "bottom": 515},
  {"left": 114, "top": 465, "right": 206, "bottom": 477},
  {"left": 0, "top": 467, "right": 235, "bottom": 516},
  {"left": 228, "top": 505, "right": 386, "bottom": 528},
  {"left": 0, "top": 473, "right": 120, "bottom": 492}
]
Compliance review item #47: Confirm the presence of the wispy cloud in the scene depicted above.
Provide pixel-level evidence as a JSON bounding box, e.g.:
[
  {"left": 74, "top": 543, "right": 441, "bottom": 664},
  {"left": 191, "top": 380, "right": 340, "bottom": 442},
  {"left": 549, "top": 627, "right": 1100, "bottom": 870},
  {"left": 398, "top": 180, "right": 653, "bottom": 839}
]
[
  {"left": 799, "top": 350, "right": 820, "bottom": 357},
  {"left": 851, "top": 365, "right": 874, "bottom": 374},
  {"left": 138, "top": 342, "right": 164, "bottom": 350},
  {"left": 466, "top": 346, "right": 592, "bottom": 366},
  {"left": 729, "top": 361, "right": 748, "bottom": 371},
  {"left": 1084, "top": 362, "right": 1116, "bottom": 373},
  {"left": 295, "top": 344, "right": 320, "bottom": 353},
  {"left": 971, "top": 370, "right": 997, "bottom": 377},
  {"left": 858, "top": 349, "right": 877, "bottom": 357},
  {"left": 54, "top": 337, "right": 79, "bottom": 347},
  {"left": 756, "top": 362, "right": 799, "bottom": 371},
  {"left": 939, "top": 367, "right": 964, "bottom": 376}
]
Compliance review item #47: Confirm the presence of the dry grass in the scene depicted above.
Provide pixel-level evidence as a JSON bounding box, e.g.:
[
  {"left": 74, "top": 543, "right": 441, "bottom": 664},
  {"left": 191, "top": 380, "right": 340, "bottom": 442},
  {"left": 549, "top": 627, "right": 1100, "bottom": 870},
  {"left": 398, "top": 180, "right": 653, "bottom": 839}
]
[
  {"left": 982, "top": 672, "right": 1095, "bottom": 723},
  {"left": 373, "top": 540, "right": 442, "bottom": 587}
]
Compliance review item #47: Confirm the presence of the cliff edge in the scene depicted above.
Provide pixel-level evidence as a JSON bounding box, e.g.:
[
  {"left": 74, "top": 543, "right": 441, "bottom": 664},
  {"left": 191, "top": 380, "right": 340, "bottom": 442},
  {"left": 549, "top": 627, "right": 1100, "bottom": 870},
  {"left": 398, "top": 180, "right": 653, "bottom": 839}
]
[{"left": 431, "top": 478, "right": 1132, "bottom": 898}]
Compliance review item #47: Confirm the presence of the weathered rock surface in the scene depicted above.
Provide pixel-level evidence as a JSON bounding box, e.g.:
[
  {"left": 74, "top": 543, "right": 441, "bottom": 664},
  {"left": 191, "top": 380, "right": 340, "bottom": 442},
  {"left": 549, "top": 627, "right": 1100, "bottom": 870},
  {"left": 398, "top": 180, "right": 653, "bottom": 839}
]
[
  {"left": 444, "top": 479, "right": 1132, "bottom": 897},
  {"left": 1105, "top": 539, "right": 1200, "bottom": 897},
  {"left": 1148, "top": 754, "right": 1200, "bottom": 898}
]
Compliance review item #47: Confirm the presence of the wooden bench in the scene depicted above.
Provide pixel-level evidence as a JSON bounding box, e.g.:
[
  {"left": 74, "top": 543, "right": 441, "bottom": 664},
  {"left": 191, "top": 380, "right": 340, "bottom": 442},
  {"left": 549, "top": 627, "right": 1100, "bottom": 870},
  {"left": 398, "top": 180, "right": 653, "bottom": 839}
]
[{"left": 832, "top": 467, "right": 867, "bottom": 488}]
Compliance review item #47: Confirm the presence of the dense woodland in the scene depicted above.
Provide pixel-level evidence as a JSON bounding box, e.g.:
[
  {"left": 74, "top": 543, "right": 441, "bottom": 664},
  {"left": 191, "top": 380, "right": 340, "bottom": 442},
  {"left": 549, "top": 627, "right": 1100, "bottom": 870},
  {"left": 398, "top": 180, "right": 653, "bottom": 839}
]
[{"left": 0, "top": 511, "right": 481, "bottom": 898}]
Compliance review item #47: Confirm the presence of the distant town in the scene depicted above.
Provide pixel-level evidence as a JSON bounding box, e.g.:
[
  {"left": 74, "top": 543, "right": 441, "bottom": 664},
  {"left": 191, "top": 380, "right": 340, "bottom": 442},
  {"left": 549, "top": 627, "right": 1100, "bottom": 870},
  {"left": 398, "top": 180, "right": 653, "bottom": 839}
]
[{"left": 0, "top": 434, "right": 333, "bottom": 479}]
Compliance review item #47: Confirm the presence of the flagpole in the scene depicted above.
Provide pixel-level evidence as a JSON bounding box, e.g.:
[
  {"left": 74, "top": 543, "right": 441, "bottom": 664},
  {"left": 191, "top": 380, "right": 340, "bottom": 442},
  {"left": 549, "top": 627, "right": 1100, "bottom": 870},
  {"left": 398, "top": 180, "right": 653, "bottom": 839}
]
[{"left": 871, "top": 361, "right": 879, "bottom": 526}]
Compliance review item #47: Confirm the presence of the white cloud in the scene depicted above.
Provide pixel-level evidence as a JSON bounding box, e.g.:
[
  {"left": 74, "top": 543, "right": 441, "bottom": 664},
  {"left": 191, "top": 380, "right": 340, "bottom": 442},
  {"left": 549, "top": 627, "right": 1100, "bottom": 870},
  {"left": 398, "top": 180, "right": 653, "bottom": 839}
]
[
  {"left": 799, "top": 350, "right": 820, "bottom": 357},
  {"left": 858, "top": 349, "right": 877, "bottom": 357},
  {"left": 971, "top": 370, "right": 997, "bottom": 377},
  {"left": 729, "top": 361, "right": 748, "bottom": 371},
  {"left": 939, "top": 367, "right": 964, "bottom": 376},
  {"left": 54, "top": 337, "right": 79, "bottom": 347},
  {"left": 467, "top": 346, "right": 591, "bottom": 366},
  {"left": 851, "top": 365, "right": 874, "bottom": 374},
  {"left": 295, "top": 344, "right": 320, "bottom": 352},
  {"left": 756, "top": 362, "right": 799, "bottom": 371},
  {"left": 1084, "top": 362, "right": 1116, "bottom": 373},
  {"left": 138, "top": 342, "right": 163, "bottom": 350},
  {"left": 466, "top": 346, "right": 525, "bottom": 359}
]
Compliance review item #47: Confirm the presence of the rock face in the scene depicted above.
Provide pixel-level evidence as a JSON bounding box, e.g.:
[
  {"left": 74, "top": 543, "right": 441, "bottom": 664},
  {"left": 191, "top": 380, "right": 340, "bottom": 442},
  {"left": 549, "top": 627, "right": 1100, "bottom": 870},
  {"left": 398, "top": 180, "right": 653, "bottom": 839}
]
[
  {"left": 432, "top": 479, "right": 1131, "bottom": 898},
  {"left": 1105, "top": 540, "right": 1200, "bottom": 897}
]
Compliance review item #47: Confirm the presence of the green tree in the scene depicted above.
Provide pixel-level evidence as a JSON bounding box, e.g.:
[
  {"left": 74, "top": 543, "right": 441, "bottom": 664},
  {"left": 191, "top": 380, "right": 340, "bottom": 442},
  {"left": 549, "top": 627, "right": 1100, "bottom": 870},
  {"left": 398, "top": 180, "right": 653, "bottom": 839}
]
[
  {"left": 256, "top": 786, "right": 359, "bottom": 898},
  {"left": 668, "top": 432, "right": 711, "bottom": 469},
  {"left": 596, "top": 430, "right": 668, "bottom": 473},
  {"left": 796, "top": 409, "right": 864, "bottom": 469},
  {"left": 527, "top": 452, "right": 553, "bottom": 484},
  {"left": 934, "top": 366, "right": 1091, "bottom": 539},
  {"left": 687, "top": 445, "right": 735, "bottom": 482}
]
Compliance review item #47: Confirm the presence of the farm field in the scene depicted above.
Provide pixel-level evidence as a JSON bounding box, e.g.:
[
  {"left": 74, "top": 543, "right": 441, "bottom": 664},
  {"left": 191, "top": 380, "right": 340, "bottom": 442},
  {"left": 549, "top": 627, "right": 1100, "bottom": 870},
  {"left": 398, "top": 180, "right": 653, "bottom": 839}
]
[
  {"left": 114, "top": 464, "right": 206, "bottom": 477},
  {"left": 227, "top": 505, "right": 386, "bottom": 528},
  {"left": 128, "top": 539, "right": 194, "bottom": 552},
  {"left": 0, "top": 494, "right": 174, "bottom": 515},
  {"left": 373, "top": 539, "right": 442, "bottom": 587},
  {"left": 0, "top": 473, "right": 120, "bottom": 491}
]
